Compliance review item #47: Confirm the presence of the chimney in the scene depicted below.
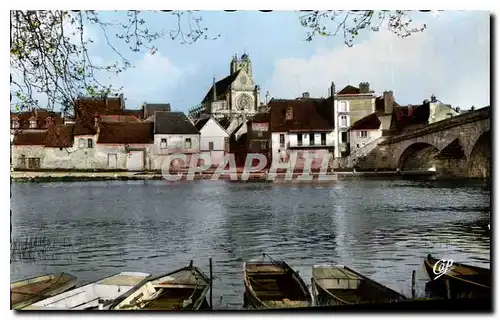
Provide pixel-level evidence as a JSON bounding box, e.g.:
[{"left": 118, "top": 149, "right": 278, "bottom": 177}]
[
  {"left": 254, "top": 85, "right": 260, "bottom": 110},
  {"left": 119, "top": 93, "right": 125, "bottom": 110},
  {"left": 430, "top": 94, "right": 437, "bottom": 103},
  {"left": 471, "top": 105, "right": 475, "bottom": 111},
  {"left": 302, "top": 92, "right": 310, "bottom": 99},
  {"left": 94, "top": 114, "right": 100, "bottom": 127},
  {"left": 265, "top": 91, "right": 270, "bottom": 105},
  {"left": 383, "top": 91, "right": 394, "bottom": 115},
  {"left": 330, "top": 82, "right": 335, "bottom": 97},
  {"left": 455, "top": 106, "right": 460, "bottom": 113},
  {"left": 212, "top": 76, "right": 217, "bottom": 102},
  {"left": 359, "top": 82, "right": 370, "bottom": 94}
]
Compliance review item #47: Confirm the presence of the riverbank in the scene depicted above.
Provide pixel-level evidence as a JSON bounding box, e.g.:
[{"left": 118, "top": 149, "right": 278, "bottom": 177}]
[{"left": 10, "top": 169, "right": 440, "bottom": 183}]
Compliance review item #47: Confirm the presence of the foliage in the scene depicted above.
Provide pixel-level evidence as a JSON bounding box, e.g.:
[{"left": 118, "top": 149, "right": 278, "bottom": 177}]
[
  {"left": 299, "top": 10, "right": 427, "bottom": 45},
  {"left": 10, "top": 10, "right": 218, "bottom": 113}
]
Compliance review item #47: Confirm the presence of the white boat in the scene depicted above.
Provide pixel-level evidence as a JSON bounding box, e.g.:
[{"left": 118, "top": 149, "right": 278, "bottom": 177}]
[{"left": 23, "top": 272, "right": 150, "bottom": 310}]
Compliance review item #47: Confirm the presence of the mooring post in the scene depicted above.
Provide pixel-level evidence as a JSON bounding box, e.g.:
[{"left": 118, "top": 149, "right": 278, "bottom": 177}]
[
  {"left": 209, "top": 258, "right": 213, "bottom": 310},
  {"left": 445, "top": 278, "right": 451, "bottom": 300},
  {"left": 411, "top": 270, "right": 416, "bottom": 299}
]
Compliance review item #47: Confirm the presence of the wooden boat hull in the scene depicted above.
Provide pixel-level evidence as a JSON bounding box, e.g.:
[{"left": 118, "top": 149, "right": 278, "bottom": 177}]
[
  {"left": 424, "top": 254, "right": 491, "bottom": 299},
  {"left": 23, "top": 272, "right": 151, "bottom": 310},
  {"left": 11, "top": 273, "right": 77, "bottom": 310},
  {"left": 110, "top": 262, "right": 211, "bottom": 310},
  {"left": 243, "top": 254, "right": 312, "bottom": 309},
  {"left": 311, "top": 265, "right": 406, "bottom": 306}
]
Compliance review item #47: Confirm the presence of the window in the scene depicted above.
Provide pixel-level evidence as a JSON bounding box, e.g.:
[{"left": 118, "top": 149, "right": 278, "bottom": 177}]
[
  {"left": 309, "top": 133, "right": 315, "bottom": 146},
  {"left": 87, "top": 138, "right": 93, "bottom": 148},
  {"left": 185, "top": 138, "right": 192, "bottom": 149},
  {"left": 279, "top": 134, "right": 285, "bottom": 147},
  {"left": 28, "top": 158, "right": 40, "bottom": 169},
  {"left": 359, "top": 131, "right": 368, "bottom": 138},
  {"left": 297, "top": 134, "right": 303, "bottom": 146},
  {"left": 29, "top": 118, "right": 37, "bottom": 129},
  {"left": 285, "top": 107, "right": 293, "bottom": 120},
  {"left": 321, "top": 133, "right": 326, "bottom": 145},
  {"left": 257, "top": 131, "right": 263, "bottom": 137},
  {"left": 341, "top": 131, "right": 348, "bottom": 143},
  {"left": 208, "top": 141, "right": 214, "bottom": 151},
  {"left": 339, "top": 101, "right": 347, "bottom": 112},
  {"left": 340, "top": 115, "right": 347, "bottom": 127},
  {"left": 11, "top": 120, "right": 19, "bottom": 129},
  {"left": 160, "top": 138, "right": 167, "bottom": 149},
  {"left": 224, "top": 137, "right": 230, "bottom": 152},
  {"left": 78, "top": 138, "right": 85, "bottom": 148},
  {"left": 18, "top": 155, "right": 26, "bottom": 169},
  {"left": 261, "top": 141, "right": 267, "bottom": 150}
]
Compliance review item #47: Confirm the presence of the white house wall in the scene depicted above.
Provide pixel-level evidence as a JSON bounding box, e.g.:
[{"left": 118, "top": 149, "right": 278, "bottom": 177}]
[
  {"left": 349, "top": 129, "right": 382, "bottom": 150},
  {"left": 151, "top": 134, "right": 200, "bottom": 170},
  {"left": 12, "top": 138, "right": 154, "bottom": 170},
  {"left": 199, "top": 119, "right": 229, "bottom": 151}
]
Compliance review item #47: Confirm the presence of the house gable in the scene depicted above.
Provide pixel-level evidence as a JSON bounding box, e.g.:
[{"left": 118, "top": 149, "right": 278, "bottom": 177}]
[{"left": 199, "top": 118, "right": 229, "bottom": 138}]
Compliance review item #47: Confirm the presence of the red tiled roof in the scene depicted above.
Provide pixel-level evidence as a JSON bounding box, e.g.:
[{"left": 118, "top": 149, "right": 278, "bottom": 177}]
[
  {"left": 350, "top": 112, "right": 381, "bottom": 130},
  {"left": 251, "top": 112, "right": 270, "bottom": 123},
  {"left": 97, "top": 122, "right": 154, "bottom": 144},
  {"left": 268, "top": 99, "right": 332, "bottom": 133},
  {"left": 337, "top": 85, "right": 360, "bottom": 95},
  {"left": 12, "top": 124, "right": 75, "bottom": 148},
  {"left": 44, "top": 125, "right": 74, "bottom": 148},
  {"left": 73, "top": 97, "right": 125, "bottom": 135},
  {"left": 12, "top": 131, "right": 46, "bottom": 146},
  {"left": 98, "top": 115, "right": 141, "bottom": 123},
  {"left": 11, "top": 109, "right": 63, "bottom": 129}
]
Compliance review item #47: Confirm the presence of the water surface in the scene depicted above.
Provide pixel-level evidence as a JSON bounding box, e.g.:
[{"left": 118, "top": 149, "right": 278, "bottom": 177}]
[{"left": 10, "top": 179, "right": 490, "bottom": 309}]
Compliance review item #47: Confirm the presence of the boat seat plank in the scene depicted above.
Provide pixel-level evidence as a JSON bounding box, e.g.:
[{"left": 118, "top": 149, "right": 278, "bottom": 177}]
[
  {"left": 313, "top": 267, "right": 360, "bottom": 281},
  {"left": 246, "top": 265, "right": 286, "bottom": 273},
  {"left": 154, "top": 284, "right": 200, "bottom": 289},
  {"left": 98, "top": 275, "right": 148, "bottom": 286}
]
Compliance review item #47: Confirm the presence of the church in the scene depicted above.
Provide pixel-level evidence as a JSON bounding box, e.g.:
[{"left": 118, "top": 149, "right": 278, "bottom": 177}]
[{"left": 188, "top": 53, "right": 263, "bottom": 123}]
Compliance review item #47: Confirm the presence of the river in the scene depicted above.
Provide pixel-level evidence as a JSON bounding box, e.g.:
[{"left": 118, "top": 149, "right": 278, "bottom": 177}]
[{"left": 10, "top": 179, "right": 490, "bottom": 310}]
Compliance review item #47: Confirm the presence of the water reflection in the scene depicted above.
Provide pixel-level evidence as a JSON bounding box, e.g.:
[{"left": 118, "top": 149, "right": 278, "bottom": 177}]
[{"left": 11, "top": 179, "right": 490, "bottom": 309}]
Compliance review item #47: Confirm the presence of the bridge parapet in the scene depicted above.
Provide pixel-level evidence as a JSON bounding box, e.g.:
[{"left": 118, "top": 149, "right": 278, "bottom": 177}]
[{"left": 382, "top": 106, "right": 490, "bottom": 145}]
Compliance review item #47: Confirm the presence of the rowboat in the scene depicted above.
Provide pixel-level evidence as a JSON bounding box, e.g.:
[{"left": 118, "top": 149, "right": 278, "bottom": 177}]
[
  {"left": 110, "top": 261, "right": 211, "bottom": 310},
  {"left": 243, "top": 253, "right": 312, "bottom": 309},
  {"left": 311, "top": 264, "right": 406, "bottom": 306},
  {"left": 23, "top": 272, "right": 151, "bottom": 310},
  {"left": 424, "top": 254, "right": 491, "bottom": 299},
  {"left": 11, "top": 273, "right": 77, "bottom": 310}
]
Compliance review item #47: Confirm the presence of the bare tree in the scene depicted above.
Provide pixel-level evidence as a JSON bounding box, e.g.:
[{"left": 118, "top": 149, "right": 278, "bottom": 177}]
[
  {"left": 10, "top": 10, "right": 218, "bottom": 114},
  {"left": 299, "top": 10, "right": 427, "bottom": 45}
]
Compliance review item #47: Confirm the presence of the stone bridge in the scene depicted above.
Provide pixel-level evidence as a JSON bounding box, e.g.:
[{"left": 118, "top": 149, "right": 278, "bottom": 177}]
[{"left": 354, "top": 107, "right": 491, "bottom": 178}]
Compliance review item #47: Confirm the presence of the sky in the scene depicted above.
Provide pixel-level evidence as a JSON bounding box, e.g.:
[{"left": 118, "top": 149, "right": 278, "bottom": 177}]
[{"left": 29, "top": 10, "right": 492, "bottom": 112}]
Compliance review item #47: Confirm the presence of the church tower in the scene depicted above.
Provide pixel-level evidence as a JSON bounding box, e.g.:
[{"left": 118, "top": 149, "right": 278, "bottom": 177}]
[
  {"left": 230, "top": 54, "right": 238, "bottom": 74},
  {"left": 238, "top": 53, "right": 252, "bottom": 78},
  {"left": 229, "top": 53, "right": 252, "bottom": 78}
]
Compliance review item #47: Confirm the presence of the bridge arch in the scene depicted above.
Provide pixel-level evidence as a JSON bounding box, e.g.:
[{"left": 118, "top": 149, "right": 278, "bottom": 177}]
[
  {"left": 467, "top": 131, "right": 490, "bottom": 178},
  {"left": 397, "top": 142, "right": 440, "bottom": 171}
]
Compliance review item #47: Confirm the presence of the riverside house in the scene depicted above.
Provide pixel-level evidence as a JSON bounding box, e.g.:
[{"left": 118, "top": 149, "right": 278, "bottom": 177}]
[
  {"left": 195, "top": 116, "right": 230, "bottom": 167},
  {"left": 151, "top": 111, "right": 200, "bottom": 170},
  {"left": 268, "top": 97, "right": 335, "bottom": 171}
]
